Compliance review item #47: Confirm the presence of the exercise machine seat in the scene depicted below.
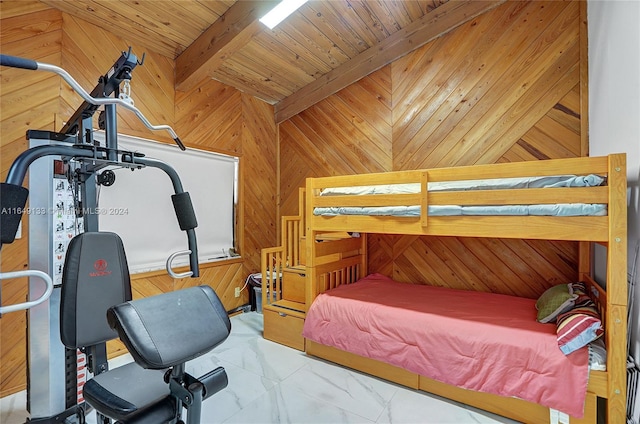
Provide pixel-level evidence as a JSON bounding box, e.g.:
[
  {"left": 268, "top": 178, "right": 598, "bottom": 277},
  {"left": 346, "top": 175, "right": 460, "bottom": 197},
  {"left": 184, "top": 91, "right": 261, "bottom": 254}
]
[
  {"left": 60, "top": 232, "right": 230, "bottom": 423},
  {"left": 83, "top": 366, "right": 170, "bottom": 422},
  {"left": 107, "top": 285, "right": 231, "bottom": 369},
  {"left": 60, "top": 232, "right": 173, "bottom": 422},
  {"left": 87, "top": 285, "right": 231, "bottom": 423}
]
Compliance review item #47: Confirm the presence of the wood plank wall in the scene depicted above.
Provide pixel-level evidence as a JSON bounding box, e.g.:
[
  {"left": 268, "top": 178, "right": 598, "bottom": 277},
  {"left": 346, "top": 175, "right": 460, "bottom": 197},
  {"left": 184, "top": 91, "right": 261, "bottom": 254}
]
[
  {"left": 0, "top": 1, "right": 63, "bottom": 398},
  {"left": 0, "top": 2, "right": 277, "bottom": 396},
  {"left": 279, "top": 1, "right": 584, "bottom": 298},
  {"left": 0, "top": 0, "right": 583, "bottom": 399}
]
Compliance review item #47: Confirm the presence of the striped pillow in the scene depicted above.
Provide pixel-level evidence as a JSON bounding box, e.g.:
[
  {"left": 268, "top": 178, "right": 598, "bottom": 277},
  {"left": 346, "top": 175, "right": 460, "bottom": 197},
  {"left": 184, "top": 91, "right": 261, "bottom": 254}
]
[{"left": 556, "top": 284, "right": 603, "bottom": 355}]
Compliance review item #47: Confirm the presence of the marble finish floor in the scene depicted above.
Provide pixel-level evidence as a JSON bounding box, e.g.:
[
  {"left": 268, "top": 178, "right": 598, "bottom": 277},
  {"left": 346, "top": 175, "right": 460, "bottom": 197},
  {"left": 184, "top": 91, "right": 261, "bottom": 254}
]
[{"left": 1, "top": 312, "right": 519, "bottom": 424}]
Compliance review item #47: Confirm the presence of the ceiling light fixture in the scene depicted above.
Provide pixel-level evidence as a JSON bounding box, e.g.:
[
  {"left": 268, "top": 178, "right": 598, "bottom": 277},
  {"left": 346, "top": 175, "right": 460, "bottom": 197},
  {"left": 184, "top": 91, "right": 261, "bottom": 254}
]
[{"left": 260, "top": 0, "right": 308, "bottom": 29}]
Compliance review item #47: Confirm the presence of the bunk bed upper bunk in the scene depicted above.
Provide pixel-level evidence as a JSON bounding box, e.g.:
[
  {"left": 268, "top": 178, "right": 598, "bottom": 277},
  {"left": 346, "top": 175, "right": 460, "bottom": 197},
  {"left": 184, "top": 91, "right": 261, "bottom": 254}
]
[
  {"left": 305, "top": 154, "right": 626, "bottom": 242},
  {"left": 302, "top": 153, "right": 627, "bottom": 424}
]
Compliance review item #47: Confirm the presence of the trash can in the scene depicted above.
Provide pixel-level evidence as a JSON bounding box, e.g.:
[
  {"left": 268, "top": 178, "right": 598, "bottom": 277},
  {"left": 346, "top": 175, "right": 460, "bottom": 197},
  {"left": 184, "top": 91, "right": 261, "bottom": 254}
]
[
  {"left": 254, "top": 286, "right": 265, "bottom": 314},
  {"left": 246, "top": 273, "right": 262, "bottom": 312}
]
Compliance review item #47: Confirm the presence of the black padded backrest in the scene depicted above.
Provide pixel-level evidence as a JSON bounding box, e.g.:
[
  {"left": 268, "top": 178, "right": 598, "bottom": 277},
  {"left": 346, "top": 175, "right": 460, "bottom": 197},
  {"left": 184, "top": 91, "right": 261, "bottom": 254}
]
[
  {"left": 107, "top": 285, "right": 231, "bottom": 369},
  {"left": 60, "top": 232, "right": 132, "bottom": 348}
]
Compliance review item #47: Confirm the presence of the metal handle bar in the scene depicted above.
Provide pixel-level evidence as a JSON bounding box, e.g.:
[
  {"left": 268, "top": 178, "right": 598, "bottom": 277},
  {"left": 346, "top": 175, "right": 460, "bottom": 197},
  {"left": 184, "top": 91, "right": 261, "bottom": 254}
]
[
  {"left": 166, "top": 250, "right": 194, "bottom": 279},
  {"left": 0, "top": 54, "right": 185, "bottom": 150},
  {"left": 0, "top": 270, "right": 54, "bottom": 314}
]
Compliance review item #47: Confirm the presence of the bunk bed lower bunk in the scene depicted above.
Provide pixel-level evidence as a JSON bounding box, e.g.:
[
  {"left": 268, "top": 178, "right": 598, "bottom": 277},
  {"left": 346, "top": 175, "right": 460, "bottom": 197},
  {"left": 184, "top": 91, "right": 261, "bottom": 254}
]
[{"left": 302, "top": 154, "right": 627, "bottom": 424}]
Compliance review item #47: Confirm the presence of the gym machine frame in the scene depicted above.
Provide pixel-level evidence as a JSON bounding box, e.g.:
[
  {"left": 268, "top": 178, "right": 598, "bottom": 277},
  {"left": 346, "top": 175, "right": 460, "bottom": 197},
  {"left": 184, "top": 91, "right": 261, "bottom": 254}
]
[{"left": 0, "top": 49, "right": 200, "bottom": 423}]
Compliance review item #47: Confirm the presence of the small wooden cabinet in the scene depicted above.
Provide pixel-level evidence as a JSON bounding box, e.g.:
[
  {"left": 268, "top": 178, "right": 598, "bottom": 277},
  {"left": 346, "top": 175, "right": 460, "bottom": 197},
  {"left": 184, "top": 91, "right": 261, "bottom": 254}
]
[
  {"left": 263, "top": 308, "right": 305, "bottom": 351},
  {"left": 262, "top": 266, "right": 307, "bottom": 351},
  {"left": 282, "top": 269, "right": 305, "bottom": 303}
]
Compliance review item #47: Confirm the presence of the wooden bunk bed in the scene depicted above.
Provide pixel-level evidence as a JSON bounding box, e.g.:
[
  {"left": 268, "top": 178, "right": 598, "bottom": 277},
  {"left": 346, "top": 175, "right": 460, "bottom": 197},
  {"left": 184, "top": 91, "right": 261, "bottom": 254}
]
[{"left": 296, "top": 154, "right": 627, "bottom": 424}]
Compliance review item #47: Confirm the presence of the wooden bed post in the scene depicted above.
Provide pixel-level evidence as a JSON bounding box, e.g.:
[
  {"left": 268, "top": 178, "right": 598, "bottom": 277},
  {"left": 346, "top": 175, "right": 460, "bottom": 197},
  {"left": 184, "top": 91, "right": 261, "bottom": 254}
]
[
  {"left": 305, "top": 182, "right": 316, "bottom": 312},
  {"left": 578, "top": 0, "right": 591, "bottom": 284},
  {"left": 606, "top": 153, "right": 627, "bottom": 424},
  {"left": 578, "top": 242, "right": 592, "bottom": 281}
]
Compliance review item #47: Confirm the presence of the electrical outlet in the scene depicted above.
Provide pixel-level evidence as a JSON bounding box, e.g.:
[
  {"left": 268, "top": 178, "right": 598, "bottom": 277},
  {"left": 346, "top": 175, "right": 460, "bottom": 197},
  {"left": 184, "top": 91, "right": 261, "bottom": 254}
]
[{"left": 234, "top": 287, "right": 241, "bottom": 298}]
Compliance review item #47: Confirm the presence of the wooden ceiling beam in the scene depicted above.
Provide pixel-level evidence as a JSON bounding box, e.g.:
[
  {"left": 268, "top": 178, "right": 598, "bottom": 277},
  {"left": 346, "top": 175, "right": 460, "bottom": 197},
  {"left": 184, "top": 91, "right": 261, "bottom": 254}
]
[
  {"left": 273, "top": 0, "right": 506, "bottom": 124},
  {"left": 175, "top": 0, "right": 278, "bottom": 92}
]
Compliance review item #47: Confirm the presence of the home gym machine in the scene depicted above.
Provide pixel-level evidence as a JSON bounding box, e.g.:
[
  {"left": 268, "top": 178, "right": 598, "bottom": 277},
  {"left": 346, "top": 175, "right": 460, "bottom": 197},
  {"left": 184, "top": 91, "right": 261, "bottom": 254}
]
[{"left": 0, "top": 49, "right": 222, "bottom": 423}]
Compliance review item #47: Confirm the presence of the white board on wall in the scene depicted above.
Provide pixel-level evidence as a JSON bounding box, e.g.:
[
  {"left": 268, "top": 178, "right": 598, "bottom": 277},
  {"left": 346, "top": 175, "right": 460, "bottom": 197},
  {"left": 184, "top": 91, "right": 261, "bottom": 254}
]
[{"left": 95, "top": 132, "right": 238, "bottom": 273}]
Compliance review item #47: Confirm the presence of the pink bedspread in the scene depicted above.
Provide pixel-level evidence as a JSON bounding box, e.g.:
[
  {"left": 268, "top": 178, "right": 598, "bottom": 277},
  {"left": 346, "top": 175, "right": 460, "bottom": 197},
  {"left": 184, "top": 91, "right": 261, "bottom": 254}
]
[{"left": 302, "top": 273, "right": 589, "bottom": 418}]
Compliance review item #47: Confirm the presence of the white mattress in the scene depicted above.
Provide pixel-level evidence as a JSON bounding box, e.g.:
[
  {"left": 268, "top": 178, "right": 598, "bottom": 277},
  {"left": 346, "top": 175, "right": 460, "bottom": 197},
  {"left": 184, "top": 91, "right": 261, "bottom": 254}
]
[{"left": 314, "top": 174, "right": 607, "bottom": 217}]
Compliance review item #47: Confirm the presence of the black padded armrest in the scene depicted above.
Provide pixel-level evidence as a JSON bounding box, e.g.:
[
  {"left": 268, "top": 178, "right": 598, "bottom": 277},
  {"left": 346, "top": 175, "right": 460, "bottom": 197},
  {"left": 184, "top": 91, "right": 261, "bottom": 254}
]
[{"left": 107, "top": 286, "right": 231, "bottom": 369}]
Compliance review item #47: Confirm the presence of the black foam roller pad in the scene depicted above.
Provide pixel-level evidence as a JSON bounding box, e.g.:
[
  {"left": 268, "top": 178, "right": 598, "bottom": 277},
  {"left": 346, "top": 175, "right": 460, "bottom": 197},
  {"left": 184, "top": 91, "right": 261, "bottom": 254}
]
[
  {"left": 171, "top": 192, "right": 198, "bottom": 231},
  {"left": 1, "top": 183, "right": 29, "bottom": 244}
]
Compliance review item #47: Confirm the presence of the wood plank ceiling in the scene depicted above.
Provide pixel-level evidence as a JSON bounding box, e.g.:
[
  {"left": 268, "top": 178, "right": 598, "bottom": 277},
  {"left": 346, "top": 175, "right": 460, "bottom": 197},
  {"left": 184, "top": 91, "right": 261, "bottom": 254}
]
[{"left": 38, "top": 0, "right": 505, "bottom": 122}]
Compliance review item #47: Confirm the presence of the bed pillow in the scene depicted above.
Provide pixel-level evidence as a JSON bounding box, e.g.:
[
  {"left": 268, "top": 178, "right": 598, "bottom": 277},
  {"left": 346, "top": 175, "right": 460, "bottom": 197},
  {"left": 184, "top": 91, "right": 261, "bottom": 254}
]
[
  {"left": 589, "top": 339, "right": 607, "bottom": 371},
  {"left": 556, "top": 287, "right": 604, "bottom": 355},
  {"left": 535, "top": 284, "right": 578, "bottom": 323},
  {"left": 569, "top": 281, "right": 589, "bottom": 296}
]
